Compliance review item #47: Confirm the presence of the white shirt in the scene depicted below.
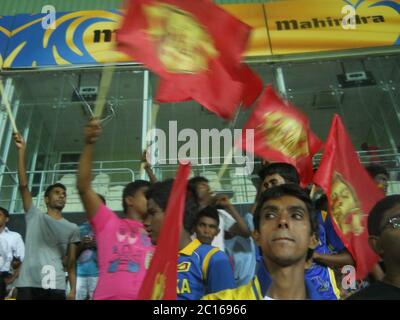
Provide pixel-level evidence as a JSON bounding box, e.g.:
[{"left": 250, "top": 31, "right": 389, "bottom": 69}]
[
  {"left": 0, "top": 227, "right": 25, "bottom": 272},
  {"left": 211, "top": 209, "right": 236, "bottom": 252}
]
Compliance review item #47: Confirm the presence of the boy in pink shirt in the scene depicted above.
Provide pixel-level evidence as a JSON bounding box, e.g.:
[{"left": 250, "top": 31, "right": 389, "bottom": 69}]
[{"left": 77, "top": 119, "right": 154, "bottom": 300}]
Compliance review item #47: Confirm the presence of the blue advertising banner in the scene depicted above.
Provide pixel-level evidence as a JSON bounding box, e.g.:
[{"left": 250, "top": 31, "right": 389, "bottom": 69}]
[
  {"left": 0, "top": 15, "right": 14, "bottom": 69},
  {"left": 3, "top": 10, "right": 130, "bottom": 68}
]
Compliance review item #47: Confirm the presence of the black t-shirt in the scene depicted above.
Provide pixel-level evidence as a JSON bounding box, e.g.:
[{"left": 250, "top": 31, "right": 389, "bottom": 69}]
[{"left": 347, "top": 281, "right": 400, "bottom": 300}]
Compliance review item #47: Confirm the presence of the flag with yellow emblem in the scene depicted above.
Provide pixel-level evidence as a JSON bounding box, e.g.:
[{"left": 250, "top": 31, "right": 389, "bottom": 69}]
[
  {"left": 240, "top": 85, "right": 323, "bottom": 186},
  {"left": 117, "top": 0, "right": 255, "bottom": 120},
  {"left": 137, "top": 162, "right": 191, "bottom": 300},
  {"left": 313, "top": 114, "right": 383, "bottom": 280}
]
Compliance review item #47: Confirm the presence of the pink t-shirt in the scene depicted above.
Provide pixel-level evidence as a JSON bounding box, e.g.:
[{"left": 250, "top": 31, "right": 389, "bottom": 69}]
[{"left": 90, "top": 203, "right": 154, "bottom": 300}]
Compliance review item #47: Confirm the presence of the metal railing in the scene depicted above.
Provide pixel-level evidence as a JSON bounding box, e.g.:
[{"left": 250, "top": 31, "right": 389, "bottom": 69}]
[
  {"left": 2, "top": 148, "right": 400, "bottom": 213},
  {"left": 0, "top": 167, "right": 135, "bottom": 213}
]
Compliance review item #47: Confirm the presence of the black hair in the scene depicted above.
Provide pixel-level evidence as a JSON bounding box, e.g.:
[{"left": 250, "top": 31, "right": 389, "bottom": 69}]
[
  {"left": 189, "top": 176, "right": 209, "bottom": 190},
  {"left": 122, "top": 180, "right": 151, "bottom": 213},
  {"left": 368, "top": 195, "right": 400, "bottom": 236},
  {"left": 365, "top": 164, "right": 389, "bottom": 179},
  {"left": 253, "top": 184, "right": 318, "bottom": 260},
  {"left": 0, "top": 206, "right": 9, "bottom": 218},
  {"left": 146, "top": 179, "right": 199, "bottom": 233},
  {"left": 258, "top": 163, "right": 300, "bottom": 185},
  {"left": 196, "top": 206, "right": 220, "bottom": 227},
  {"left": 44, "top": 183, "right": 67, "bottom": 198},
  {"left": 315, "top": 194, "right": 328, "bottom": 212}
]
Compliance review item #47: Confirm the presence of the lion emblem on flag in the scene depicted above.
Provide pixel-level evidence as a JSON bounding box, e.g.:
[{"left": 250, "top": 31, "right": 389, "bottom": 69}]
[
  {"left": 330, "top": 172, "right": 365, "bottom": 235},
  {"left": 260, "top": 111, "right": 309, "bottom": 158},
  {"left": 144, "top": 3, "right": 218, "bottom": 73}
]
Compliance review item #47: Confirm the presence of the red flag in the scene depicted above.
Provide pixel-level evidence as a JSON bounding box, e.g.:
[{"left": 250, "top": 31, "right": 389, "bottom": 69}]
[
  {"left": 239, "top": 85, "right": 322, "bottom": 186},
  {"left": 137, "top": 162, "right": 191, "bottom": 300},
  {"left": 239, "top": 64, "right": 263, "bottom": 108},
  {"left": 156, "top": 64, "right": 263, "bottom": 108},
  {"left": 117, "top": 0, "right": 253, "bottom": 119},
  {"left": 313, "top": 114, "right": 383, "bottom": 280}
]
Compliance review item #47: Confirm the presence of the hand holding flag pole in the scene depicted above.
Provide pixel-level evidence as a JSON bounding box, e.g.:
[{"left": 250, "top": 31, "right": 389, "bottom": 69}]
[{"left": 0, "top": 80, "right": 18, "bottom": 133}]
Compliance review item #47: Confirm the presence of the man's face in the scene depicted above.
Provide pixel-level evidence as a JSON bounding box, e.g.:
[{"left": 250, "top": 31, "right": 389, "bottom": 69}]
[
  {"left": 260, "top": 173, "right": 286, "bottom": 194},
  {"left": 374, "top": 173, "right": 389, "bottom": 195},
  {"left": 196, "top": 182, "right": 213, "bottom": 204},
  {"left": 127, "top": 186, "right": 149, "bottom": 216},
  {"left": 375, "top": 203, "right": 400, "bottom": 263},
  {"left": 193, "top": 216, "right": 220, "bottom": 245},
  {"left": 0, "top": 210, "right": 9, "bottom": 228},
  {"left": 253, "top": 195, "right": 314, "bottom": 268},
  {"left": 146, "top": 198, "right": 165, "bottom": 245},
  {"left": 45, "top": 187, "right": 66, "bottom": 210}
]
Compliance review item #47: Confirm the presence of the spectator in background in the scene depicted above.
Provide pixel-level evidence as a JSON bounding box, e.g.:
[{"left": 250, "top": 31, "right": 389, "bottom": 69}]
[
  {"left": 361, "top": 142, "right": 382, "bottom": 165},
  {"left": 366, "top": 164, "right": 389, "bottom": 195},
  {"left": 13, "top": 133, "right": 80, "bottom": 300},
  {"left": 77, "top": 119, "right": 154, "bottom": 300},
  {"left": 348, "top": 195, "right": 400, "bottom": 299},
  {"left": 192, "top": 206, "right": 220, "bottom": 246},
  {"left": 0, "top": 207, "right": 25, "bottom": 300},
  {"left": 188, "top": 177, "right": 251, "bottom": 252},
  {"left": 146, "top": 179, "right": 236, "bottom": 300},
  {"left": 75, "top": 194, "right": 106, "bottom": 300}
]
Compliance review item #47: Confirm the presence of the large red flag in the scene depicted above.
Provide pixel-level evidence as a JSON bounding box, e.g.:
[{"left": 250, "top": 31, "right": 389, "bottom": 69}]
[
  {"left": 137, "top": 162, "right": 191, "bottom": 300},
  {"left": 117, "top": 0, "right": 254, "bottom": 119},
  {"left": 239, "top": 85, "right": 323, "bottom": 186},
  {"left": 156, "top": 64, "right": 263, "bottom": 109},
  {"left": 313, "top": 114, "right": 383, "bottom": 280}
]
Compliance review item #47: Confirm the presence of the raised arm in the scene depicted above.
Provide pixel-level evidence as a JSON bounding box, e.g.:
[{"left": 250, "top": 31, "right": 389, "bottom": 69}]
[
  {"left": 77, "top": 119, "right": 103, "bottom": 219},
  {"left": 13, "top": 132, "right": 32, "bottom": 212},
  {"left": 313, "top": 249, "right": 355, "bottom": 269},
  {"left": 142, "top": 150, "right": 158, "bottom": 184},
  {"left": 214, "top": 194, "right": 251, "bottom": 238}
]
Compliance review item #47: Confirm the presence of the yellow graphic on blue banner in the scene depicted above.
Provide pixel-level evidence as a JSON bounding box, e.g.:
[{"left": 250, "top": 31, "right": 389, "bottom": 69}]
[
  {"left": 3, "top": 10, "right": 131, "bottom": 68},
  {"left": 0, "top": 16, "right": 13, "bottom": 69},
  {"left": 265, "top": 0, "right": 400, "bottom": 55},
  {"left": 331, "top": 172, "right": 365, "bottom": 236},
  {"left": 143, "top": 3, "right": 218, "bottom": 73},
  {"left": 259, "top": 111, "right": 309, "bottom": 159}
]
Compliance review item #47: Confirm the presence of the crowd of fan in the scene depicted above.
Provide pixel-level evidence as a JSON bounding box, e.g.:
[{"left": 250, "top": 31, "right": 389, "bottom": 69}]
[{"left": 0, "top": 119, "right": 399, "bottom": 300}]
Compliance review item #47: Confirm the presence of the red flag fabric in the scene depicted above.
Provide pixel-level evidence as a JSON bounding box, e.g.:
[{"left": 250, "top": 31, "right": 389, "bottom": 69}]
[
  {"left": 137, "top": 162, "right": 191, "bottom": 300},
  {"left": 313, "top": 114, "right": 383, "bottom": 280},
  {"left": 239, "top": 64, "right": 263, "bottom": 108},
  {"left": 117, "top": 0, "right": 253, "bottom": 119},
  {"left": 156, "top": 64, "right": 263, "bottom": 108},
  {"left": 239, "top": 85, "right": 323, "bottom": 186}
]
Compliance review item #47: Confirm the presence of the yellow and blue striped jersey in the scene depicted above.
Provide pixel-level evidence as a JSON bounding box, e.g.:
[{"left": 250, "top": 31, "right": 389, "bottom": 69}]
[
  {"left": 203, "top": 260, "right": 327, "bottom": 300},
  {"left": 177, "top": 239, "right": 236, "bottom": 300}
]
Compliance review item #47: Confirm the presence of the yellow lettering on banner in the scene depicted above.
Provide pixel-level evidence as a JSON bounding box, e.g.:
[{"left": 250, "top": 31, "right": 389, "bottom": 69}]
[{"left": 330, "top": 172, "right": 365, "bottom": 236}]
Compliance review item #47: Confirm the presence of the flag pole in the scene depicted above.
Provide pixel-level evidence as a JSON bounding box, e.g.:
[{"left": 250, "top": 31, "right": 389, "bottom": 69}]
[
  {"left": 217, "top": 105, "right": 241, "bottom": 180},
  {"left": 140, "top": 103, "right": 160, "bottom": 178},
  {"left": 93, "top": 65, "right": 116, "bottom": 119},
  {"left": 0, "top": 80, "right": 18, "bottom": 133}
]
